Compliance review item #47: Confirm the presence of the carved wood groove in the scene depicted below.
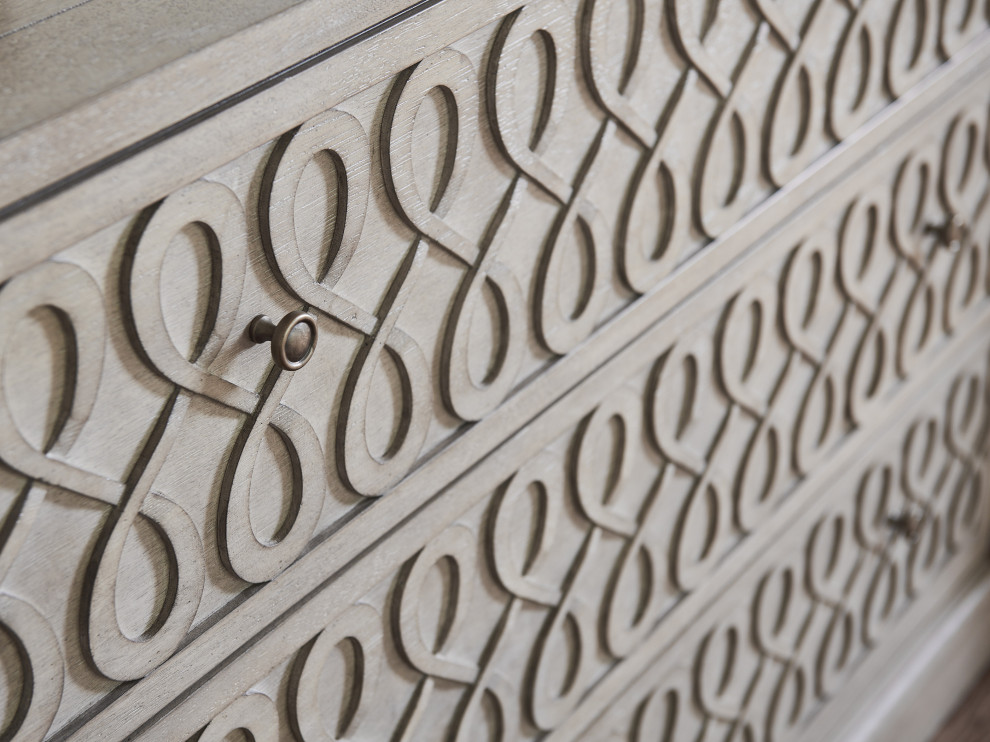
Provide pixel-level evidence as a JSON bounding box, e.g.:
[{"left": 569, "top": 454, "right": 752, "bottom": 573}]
[
  {"left": 580, "top": 341, "right": 990, "bottom": 742},
  {"left": 0, "top": 1, "right": 989, "bottom": 740},
  {"left": 142, "top": 273, "right": 990, "bottom": 742}
]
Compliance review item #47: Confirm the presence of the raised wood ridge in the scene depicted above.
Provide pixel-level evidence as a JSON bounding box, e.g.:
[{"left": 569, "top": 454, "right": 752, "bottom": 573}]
[{"left": 0, "top": 1, "right": 988, "bottom": 740}]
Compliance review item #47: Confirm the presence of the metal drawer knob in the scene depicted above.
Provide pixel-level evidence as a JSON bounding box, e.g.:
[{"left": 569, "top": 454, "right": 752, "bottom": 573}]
[
  {"left": 249, "top": 311, "right": 318, "bottom": 370},
  {"left": 887, "top": 510, "right": 925, "bottom": 543},
  {"left": 927, "top": 212, "right": 968, "bottom": 252}
]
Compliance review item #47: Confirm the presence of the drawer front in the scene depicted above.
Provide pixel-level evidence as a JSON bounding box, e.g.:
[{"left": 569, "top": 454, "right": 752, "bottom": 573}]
[
  {"left": 140, "top": 76, "right": 990, "bottom": 742},
  {"left": 0, "top": 1, "right": 988, "bottom": 740},
  {"left": 579, "top": 335, "right": 990, "bottom": 742}
]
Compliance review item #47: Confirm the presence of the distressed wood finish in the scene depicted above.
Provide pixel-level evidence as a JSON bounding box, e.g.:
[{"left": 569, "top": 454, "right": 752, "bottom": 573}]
[{"left": 0, "top": 1, "right": 989, "bottom": 740}]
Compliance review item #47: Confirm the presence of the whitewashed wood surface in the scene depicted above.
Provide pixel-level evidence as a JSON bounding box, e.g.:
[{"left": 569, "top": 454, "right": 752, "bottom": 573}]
[{"left": 0, "top": 1, "right": 988, "bottom": 740}]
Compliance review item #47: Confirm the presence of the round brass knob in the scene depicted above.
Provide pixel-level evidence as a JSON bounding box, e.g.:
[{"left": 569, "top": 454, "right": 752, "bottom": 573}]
[
  {"left": 249, "top": 311, "right": 318, "bottom": 371},
  {"left": 886, "top": 510, "right": 926, "bottom": 543},
  {"left": 926, "top": 212, "right": 968, "bottom": 252}
]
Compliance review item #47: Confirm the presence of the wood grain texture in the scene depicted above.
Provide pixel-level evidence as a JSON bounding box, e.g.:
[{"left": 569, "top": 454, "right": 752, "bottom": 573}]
[
  {"left": 0, "top": 1, "right": 989, "bottom": 740},
  {"left": 0, "top": 0, "right": 302, "bottom": 137},
  {"left": 0, "top": 0, "right": 436, "bottom": 209},
  {"left": 562, "top": 337, "right": 990, "bottom": 742}
]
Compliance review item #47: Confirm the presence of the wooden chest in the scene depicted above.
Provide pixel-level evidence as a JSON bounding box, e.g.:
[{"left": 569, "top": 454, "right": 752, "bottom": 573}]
[{"left": 1, "top": 2, "right": 989, "bottom": 739}]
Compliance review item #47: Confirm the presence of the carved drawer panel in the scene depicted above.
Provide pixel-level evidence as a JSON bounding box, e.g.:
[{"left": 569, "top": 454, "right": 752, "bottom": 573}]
[
  {"left": 133, "top": 71, "right": 990, "bottom": 741},
  {"left": 0, "top": 1, "right": 989, "bottom": 740},
  {"left": 580, "top": 338, "right": 990, "bottom": 742}
]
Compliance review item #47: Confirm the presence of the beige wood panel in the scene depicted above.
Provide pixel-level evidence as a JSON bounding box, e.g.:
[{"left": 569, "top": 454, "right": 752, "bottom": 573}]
[
  {"left": 0, "top": 1, "right": 988, "bottom": 741},
  {"left": 0, "top": 58, "right": 982, "bottom": 742},
  {"left": 581, "top": 336, "right": 990, "bottom": 741},
  {"left": 0, "top": 0, "right": 432, "bottom": 210},
  {"left": 122, "top": 81, "right": 990, "bottom": 739},
  {"left": 0, "top": 0, "right": 303, "bottom": 137},
  {"left": 0, "top": 1, "right": 95, "bottom": 37},
  {"left": 2, "top": 0, "right": 987, "bottom": 276}
]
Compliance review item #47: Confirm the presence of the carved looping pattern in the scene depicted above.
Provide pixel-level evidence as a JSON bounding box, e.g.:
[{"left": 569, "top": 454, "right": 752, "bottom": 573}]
[
  {"left": 178, "top": 107, "right": 990, "bottom": 740},
  {"left": 1, "top": 1, "right": 989, "bottom": 738},
  {"left": 587, "top": 351, "right": 990, "bottom": 741}
]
